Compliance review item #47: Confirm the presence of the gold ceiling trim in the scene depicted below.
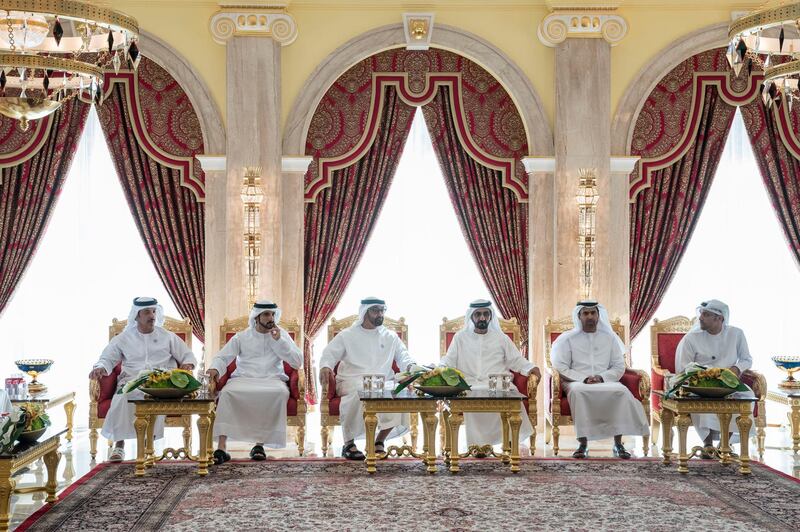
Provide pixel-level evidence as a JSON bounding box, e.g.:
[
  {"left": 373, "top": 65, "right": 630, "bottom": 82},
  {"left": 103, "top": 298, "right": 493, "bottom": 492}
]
[
  {"left": 0, "top": 0, "right": 139, "bottom": 35},
  {"left": 0, "top": 53, "right": 103, "bottom": 79},
  {"left": 728, "top": 3, "right": 800, "bottom": 42}
]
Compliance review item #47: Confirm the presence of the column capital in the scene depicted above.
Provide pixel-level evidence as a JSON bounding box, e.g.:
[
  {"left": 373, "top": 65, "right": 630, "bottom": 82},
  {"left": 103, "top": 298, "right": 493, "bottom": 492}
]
[
  {"left": 210, "top": 5, "right": 298, "bottom": 45},
  {"left": 538, "top": 10, "right": 628, "bottom": 48}
]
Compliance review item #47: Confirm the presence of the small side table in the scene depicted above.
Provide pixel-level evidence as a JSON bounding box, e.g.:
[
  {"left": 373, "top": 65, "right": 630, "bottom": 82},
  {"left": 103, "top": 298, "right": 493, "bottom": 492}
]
[
  {"left": 766, "top": 388, "right": 800, "bottom": 454},
  {"left": 360, "top": 390, "right": 439, "bottom": 474},
  {"left": 128, "top": 396, "right": 215, "bottom": 476},
  {"left": 442, "top": 390, "right": 526, "bottom": 474},
  {"left": 655, "top": 391, "right": 756, "bottom": 475},
  {"left": 0, "top": 429, "right": 65, "bottom": 531},
  {"left": 11, "top": 391, "right": 76, "bottom": 442}
]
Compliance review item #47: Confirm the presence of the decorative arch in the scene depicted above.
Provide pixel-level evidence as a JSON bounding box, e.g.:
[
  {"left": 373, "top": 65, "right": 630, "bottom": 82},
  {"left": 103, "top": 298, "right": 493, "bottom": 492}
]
[{"left": 284, "top": 23, "right": 552, "bottom": 160}]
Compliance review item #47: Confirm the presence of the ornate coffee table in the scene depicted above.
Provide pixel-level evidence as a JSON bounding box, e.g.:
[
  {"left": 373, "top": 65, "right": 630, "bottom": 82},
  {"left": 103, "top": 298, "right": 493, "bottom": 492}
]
[
  {"left": 359, "top": 389, "right": 439, "bottom": 474},
  {"left": 766, "top": 388, "right": 800, "bottom": 454},
  {"left": 0, "top": 428, "right": 65, "bottom": 531},
  {"left": 654, "top": 390, "right": 756, "bottom": 475},
  {"left": 128, "top": 395, "right": 215, "bottom": 476},
  {"left": 441, "top": 389, "right": 525, "bottom": 474}
]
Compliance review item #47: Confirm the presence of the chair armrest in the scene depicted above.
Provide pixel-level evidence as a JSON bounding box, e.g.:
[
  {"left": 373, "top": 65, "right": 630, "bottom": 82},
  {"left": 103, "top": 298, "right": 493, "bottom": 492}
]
[
  {"left": 620, "top": 368, "right": 651, "bottom": 402},
  {"left": 651, "top": 364, "right": 670, "bottom": 377},
  {"left": 89, "top": 378, "right": 100, "bottom": 402},
  {"left": 297, "top": 368, "right": 306, "bottom": 406},
  {"left": 209, "top": 377, "right": 217, "bottom": 397},
  {"left": 741, "top": 369, "right": 766, "bottom": 399}
]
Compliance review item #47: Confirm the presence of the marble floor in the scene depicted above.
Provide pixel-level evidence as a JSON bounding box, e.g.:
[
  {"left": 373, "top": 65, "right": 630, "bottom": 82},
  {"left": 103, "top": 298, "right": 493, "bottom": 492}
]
[{"left": 7, "top": 410, "right": 800, "bottom": 530}]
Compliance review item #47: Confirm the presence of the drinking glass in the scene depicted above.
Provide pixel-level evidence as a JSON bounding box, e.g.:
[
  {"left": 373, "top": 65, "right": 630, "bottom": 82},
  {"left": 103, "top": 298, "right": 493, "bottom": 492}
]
[
  {"left": 362, "top": 375, "right": 373, "bottom": 393},
  {"left": 501, "top": 374, "right": 512, "bottom": 392},
  {"left": 488, "top": 375, "right": 498, "bottom": 392},
  {"left": 372, "top": 375, "right": 385, "bottom": 393}
]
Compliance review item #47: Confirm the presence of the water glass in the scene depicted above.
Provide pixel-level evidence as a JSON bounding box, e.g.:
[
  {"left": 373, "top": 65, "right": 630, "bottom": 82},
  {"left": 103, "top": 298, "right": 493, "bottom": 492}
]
[
  {"left": 372, "top": 375, "right": 385, "bottom": 393},
  {"left": 501, "top": 374, "right": 512, "bottom": 392},
  {"left": 488, "top": 375, "right": 498, "bottom": 392},
  {"left": 362, "top": 375, "right": 373, "bottom": 393}
]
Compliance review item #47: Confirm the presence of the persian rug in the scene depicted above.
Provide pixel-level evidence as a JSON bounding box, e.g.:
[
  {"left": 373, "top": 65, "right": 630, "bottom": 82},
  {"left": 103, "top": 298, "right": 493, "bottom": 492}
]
[{"left": 17, "top": 458, "right": 800, "bottom": 531}]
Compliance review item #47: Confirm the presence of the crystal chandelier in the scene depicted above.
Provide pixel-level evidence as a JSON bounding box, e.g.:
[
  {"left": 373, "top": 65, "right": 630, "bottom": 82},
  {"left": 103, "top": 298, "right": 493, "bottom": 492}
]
[
  {"left": 576, "top": 168, "right": 598, "bottom": 301},
  {"left": 241, "top": 167, "right": 264, "bottom": 310},
  {"left": 727, "top": 2, "right": 800, "bottom": 109},
  {"left": 0, "top": 1, "right": 139, "bottom": 130}
]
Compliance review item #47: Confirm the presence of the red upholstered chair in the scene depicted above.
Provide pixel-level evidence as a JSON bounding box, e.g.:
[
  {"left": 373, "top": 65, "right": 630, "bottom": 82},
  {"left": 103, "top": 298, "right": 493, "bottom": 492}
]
[
  {"left": 440, "top": 315, "right": 538, "bottom": 454},
  {"left": 543, "top": 316, "right": 651, "bottom": 456},
  {"left": 319, "top": 315, "right": 408, "bottom": 457},
  {"left": 88, "top": 316, "right": 194, "bottom": 460},
  {"left": 650, "top": 315, "right": 766, "bottom": 456},
  {"left": 210, "top": 316, "right": 307, "bottom": 455}
]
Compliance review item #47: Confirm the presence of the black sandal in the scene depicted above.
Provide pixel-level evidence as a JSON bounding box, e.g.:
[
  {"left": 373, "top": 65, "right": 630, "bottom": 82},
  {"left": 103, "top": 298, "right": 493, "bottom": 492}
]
[
  {"left": 612, "top": 444, "right": 631, "bottom": 459},
  {"left": 374, "top": 441, "right": 386, "bottom": 455},
  {"left": 249, "top": 445, "right": 267, "bottom": 461},
  {"left": 213, "top": 449, "right": 231, "bottom": 465},
  {"left": 572, "top": 445, "right": 588, "bottom": 459},
  {"left": 342, "top": 443, "right": 365, "bottom": 461}
]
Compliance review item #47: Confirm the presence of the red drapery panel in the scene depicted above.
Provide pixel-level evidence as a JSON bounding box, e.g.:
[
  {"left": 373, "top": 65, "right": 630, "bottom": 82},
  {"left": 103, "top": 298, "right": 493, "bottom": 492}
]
[
  {"left": 741, "top": 101, "right": 800, "bottom": 268},
  {"left": 98, "top": 82, "right": 206, "bottom": 341},
  {"left": 0, "top": 101, "right": 90, "bottom": 314},
  {"left": 630, "top": 85, "right": 736, "bottom": 337},
  {"left": 421, "top": 87, "right": 530, "bottom": 352},
  {"left": 303, "top": 87, "right": 415, "bottom": 403}
]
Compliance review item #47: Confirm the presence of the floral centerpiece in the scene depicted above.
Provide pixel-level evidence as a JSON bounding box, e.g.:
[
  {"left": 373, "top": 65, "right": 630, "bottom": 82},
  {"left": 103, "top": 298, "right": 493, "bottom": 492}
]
[
  {"left": 665, "top": 364, "right": 750, "bottom": 398},
  {"left": 393, "top": 366, "right": 471, "bottom": 397},
  {"left": 0, "top": 409, "right": 27, "bottom": 454},
  {"left": 121, "top": 368, "right": 201, "bottom": 398}
]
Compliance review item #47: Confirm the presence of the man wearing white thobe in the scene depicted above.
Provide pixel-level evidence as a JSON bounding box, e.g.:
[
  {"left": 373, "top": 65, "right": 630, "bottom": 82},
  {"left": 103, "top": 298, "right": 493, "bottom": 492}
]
[
  {"left": 89, "top": 297, "right": 196, "bottom": 462},
  {"left": 675, "top": 299, "right": 754, "bottom": 452},
  {"left": 208, "top": 300, "right": 302, "bottom": 463},
  {"left": 0, "top": 389, "right": 10, "bottom": 414},
  {"left": 440, "top": 299, "right": 540, "bottom": 449},
  {"left": 319, "top": 297, "right": 419, "bottom": 460},
  {"left": 551, "top": 301, "right": 649, "bottom": 459}
]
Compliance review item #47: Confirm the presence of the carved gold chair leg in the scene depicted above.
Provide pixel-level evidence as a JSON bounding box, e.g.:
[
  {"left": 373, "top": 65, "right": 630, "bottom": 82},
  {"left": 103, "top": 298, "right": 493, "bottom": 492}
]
[
  {"left": 757, "top": 426, "right": 765, "bottom": 458},
  {"left": 182, "top": 416, "right": 192, "bottom": 451},
  {"left": 528, "top": 415, "right": 537, "bottom": 456},
  {"left": 544, "top": 418, "right": 551, "bottom": 445},
  {"left": 642, "top": 434, "right": 650, "bottom": 457},
  {"left": 552, "top": 422, "right": 560, "bottom": 456},
  {"left": 89, "top": 428, "right": 99, "bottom": 460},
  {"left": 296, "top": 421, "right": 306, "bottom": 457},
  {"left": 410, "top": 413, "right": 419, "bottom": 452},
  {"left": 321, "top": 425, "right": 330, "bottom": 457},
  {"left": 651, "top": 416, "right": 660, "bottom": 447}
]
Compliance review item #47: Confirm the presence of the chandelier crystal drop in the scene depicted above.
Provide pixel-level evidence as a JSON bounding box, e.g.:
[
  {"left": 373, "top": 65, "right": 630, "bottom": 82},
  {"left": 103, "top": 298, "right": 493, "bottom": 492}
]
[
  {"left": 727, "top": 2, "right": 800, "bottom": 110},
  {"left": 0, "top": 1, "right": 139, "bottom": 130}
]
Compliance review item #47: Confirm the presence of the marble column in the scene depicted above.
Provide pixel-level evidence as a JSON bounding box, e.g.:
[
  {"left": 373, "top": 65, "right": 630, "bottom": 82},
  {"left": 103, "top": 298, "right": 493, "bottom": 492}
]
[{"left": 280, "top": 157, "right": 313, "bottom": 328}]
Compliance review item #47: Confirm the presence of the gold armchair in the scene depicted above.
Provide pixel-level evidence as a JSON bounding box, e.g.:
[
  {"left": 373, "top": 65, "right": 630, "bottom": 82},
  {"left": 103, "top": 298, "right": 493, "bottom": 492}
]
[
  {"left": 439, "top": 315, "right": 538, "bottom": 453},
  {"left": 650, "top": 315, "right": 767, "bottom": 456},
  {"left": 319, "top": 315, "right": 409, "bottom": 457},
  {"left": 543, "top": 316, "right": 650, "bottom": 456},
  {"left": 211, "top": 317, "right": 307, "bottom": 455},
  {"left": 89, "top": 316, "right": 194, "bottom": 460}
]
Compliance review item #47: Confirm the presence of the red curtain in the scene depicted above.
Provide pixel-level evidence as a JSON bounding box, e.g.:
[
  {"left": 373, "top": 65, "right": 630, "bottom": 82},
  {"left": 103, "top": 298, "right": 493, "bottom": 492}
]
[
  {"left": 0, "top": 101, "right": 90, "bottom": 314},
  {"left": 740, "top": 101, "right": 800, "bottom": 268},
  {"left": 98, "top": 84, "right": 205, "bottom": 341},
  {"left": 304, "top": 87, "right": 415, "bottom": 403},
  {"left": 422, "top": 87, "right": 530, "bottom": 352},
  {"left": 630, "top": 86, "right": 736, "bottom": 338}
]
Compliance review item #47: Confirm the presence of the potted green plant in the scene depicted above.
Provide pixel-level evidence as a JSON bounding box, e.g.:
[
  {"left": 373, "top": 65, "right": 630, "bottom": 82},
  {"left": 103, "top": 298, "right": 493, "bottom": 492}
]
[{"left": 17, "top": 402, "right": 50, "bottom": 443}]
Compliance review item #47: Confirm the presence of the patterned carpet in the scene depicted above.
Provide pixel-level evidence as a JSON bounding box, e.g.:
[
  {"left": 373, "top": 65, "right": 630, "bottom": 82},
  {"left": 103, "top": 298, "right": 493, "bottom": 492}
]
[{"left": 17, "top": 458, "right": 800, "bottom": 531}]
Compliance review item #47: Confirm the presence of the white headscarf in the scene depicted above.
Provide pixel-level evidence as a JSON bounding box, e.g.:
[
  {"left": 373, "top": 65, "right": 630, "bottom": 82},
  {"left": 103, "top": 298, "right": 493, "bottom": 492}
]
[
  {"left": 352, "top": 297, "right": 386, "bottom": 330},
  {"left": 554, "top": 300, "right": 625, "bottom": 353},
  {"left": 463, "top": 299, "right": 502, "bottom": 333},
  {"left": 125, "top": 297, "right": 165, "bottom": 331},
  {"left": 692, "top": 299, "right": 729, "bottom": 331},
  {"left": 249, "top": 300, "right": 282, "bottom": 329}
]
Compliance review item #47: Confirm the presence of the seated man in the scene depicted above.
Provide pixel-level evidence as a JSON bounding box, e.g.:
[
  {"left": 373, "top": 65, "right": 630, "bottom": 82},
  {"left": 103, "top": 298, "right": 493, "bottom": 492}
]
[
  {"left": 207, "top": 300, "right": 302, "bottom": 463},
  {"left": 0, "top": 388, "right": 10, "bottom": 414},
  {"left": 88, "top": 297, "right": 196, "bottom": 462},
  {"left": 551, "top": 300, "right": 649, "bottom": 459},
  {"left": 675, "top": 299, "right": 753, "bottom": 455},
  {"left": 319, "top": 297, "right": 420, "bottom": 460},
  {"left": 440, "top": 299, "right": 540, "bottom": 451}
]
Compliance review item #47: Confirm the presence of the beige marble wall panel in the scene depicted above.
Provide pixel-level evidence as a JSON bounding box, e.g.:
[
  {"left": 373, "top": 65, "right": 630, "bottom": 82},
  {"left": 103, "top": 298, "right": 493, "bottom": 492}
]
[
  {"left": 204, "top": 168, "right": 227, "bottom": 359},
  {"left": 280, "top": 169, "right": 305, "bottom": 332}
]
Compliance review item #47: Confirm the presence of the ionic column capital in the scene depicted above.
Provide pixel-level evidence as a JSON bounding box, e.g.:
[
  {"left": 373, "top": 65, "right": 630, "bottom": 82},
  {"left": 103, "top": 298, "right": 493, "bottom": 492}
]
[
  {"left": 538, "top": 10, "right": 628, "bottom": 47},
  {"left": 210, "top": 5, "right": 298, "bottom": 45}
]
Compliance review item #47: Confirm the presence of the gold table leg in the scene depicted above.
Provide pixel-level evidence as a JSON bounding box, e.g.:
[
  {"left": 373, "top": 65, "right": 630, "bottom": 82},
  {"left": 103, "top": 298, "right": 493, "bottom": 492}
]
[
  {"left": 717, "top": 413, "right": 732, "bottom": 465},
  {"left": 197, "top": 413, "right": 211, "bottom": 476},
  {"left": 790, "top": 402, "right": 800, "bottom": 455},
  {"left": 64, "top": 400, "right": 76, "bottom": 443},
  {"left": 676, "top": 413, "right": 691, "bottom": 474},
  {"left": 134, "top": 414, "right": 149, "bottom": 477},
  {"left": 43, "top": 450, "right": 61, "bottom": 503},
  {"left": 207, "top": 410, "right": 216, "bottom": 465},
  {"left": 441, "top": 410, "right": 451, "bottom": 464},
  {"left": 447, "top": 412, "right": 464, "bottom": 474},
  {"left": 363, "top": 411, "right": 378, "bottom": 474},
  {"left": 421, "top": 412, "right": 438, "bottom": 474},
  {"left": 737, "top": 412, "right": 753, "bottom": 475},
  {"left": 661, "top": 408, "right": 674, "bottom": 465},
  {"left": 0, "top": 474, "right": 15, "bottom": 532},
  {"left": 145, "top": 415, "right": 156, "bottom": 468},
  {"left": 508, "top": 411, "right": 521, "bottom": 473}
]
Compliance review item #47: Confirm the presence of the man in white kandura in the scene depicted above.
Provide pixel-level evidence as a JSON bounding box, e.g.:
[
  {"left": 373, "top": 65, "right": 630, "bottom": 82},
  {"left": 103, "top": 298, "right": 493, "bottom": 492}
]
[
  {"left": 440, "top": 299, "right": 540, "bottom": 453},
  {"left": 675, "top": 299, "right": 753, "bottom": 456},
  {"left": 551, "top": 301, "right": 649, "bottom": 459},
  {"left": 319, "top": 297, "right": 422, "bottom": 460},
  {"left": 207, "top": 300, "right": 302, "bottom": 463},
  {"left": 89, "top": 297, "right": 196, "bottom": 462},
  {"left": 0, "top": 388, "right": 10, "bottom": 414}
]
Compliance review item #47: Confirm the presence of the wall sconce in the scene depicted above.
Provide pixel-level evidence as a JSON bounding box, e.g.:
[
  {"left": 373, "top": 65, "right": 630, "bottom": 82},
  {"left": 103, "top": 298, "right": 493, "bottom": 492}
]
[
  {"left": 576, "top": 168, "right": 599, "bottom": 300},
  {"left": 241, "top": 166, "right": 264, "bottom": 310}
]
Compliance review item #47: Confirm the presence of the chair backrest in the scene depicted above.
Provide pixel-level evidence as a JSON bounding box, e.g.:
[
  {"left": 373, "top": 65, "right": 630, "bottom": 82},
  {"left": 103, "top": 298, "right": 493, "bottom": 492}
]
[
  {"left": 218, "top": 316, "right": 302, "bottom": 349},
  {"left": 110, "top": 316, "right": 193, "bottom": 348},
  {"left": 650, "top": 315, "right": 695, "bottom": 374},
  {"left": 440, "top": 315, "right": 521, "bottom": 356},
  {"left": 327, "top": 314, "right": 408, "bottom": 346},
  {"left": 543, "top": 315, "right": 627, "bottom": 368}
]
